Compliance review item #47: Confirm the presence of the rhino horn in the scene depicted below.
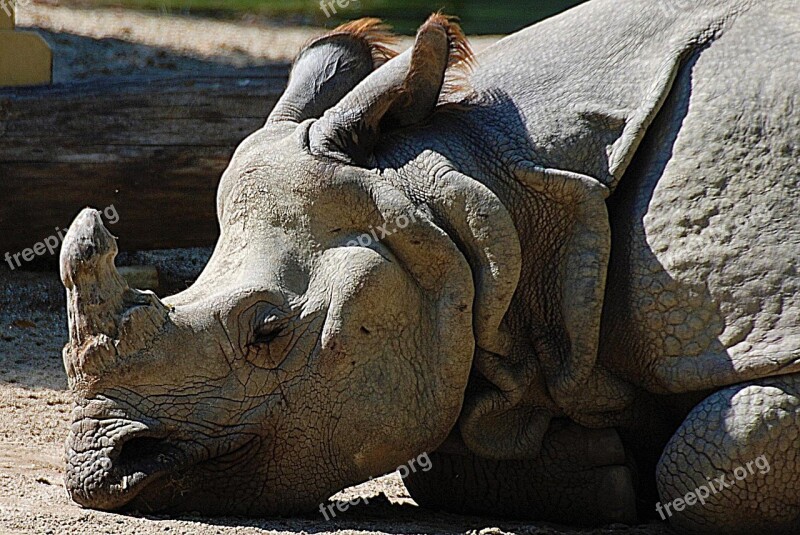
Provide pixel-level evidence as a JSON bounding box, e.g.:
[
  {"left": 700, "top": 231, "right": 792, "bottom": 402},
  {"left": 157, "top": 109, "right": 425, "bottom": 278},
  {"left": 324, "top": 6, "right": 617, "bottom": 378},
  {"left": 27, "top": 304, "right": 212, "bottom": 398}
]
[
  {"left": 60, "top": 209, "right": 168, "bottom": 385},
  {"left": 61, "top": 208, "right": 129, "bottom": 343}
]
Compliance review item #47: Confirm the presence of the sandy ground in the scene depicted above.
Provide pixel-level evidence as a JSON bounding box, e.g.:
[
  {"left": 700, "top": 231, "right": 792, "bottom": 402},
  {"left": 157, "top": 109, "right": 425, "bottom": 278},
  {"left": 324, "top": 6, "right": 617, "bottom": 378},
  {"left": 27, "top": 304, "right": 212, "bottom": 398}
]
[{"left": 2, "top": 3, "right": 672, "bottom": 534}]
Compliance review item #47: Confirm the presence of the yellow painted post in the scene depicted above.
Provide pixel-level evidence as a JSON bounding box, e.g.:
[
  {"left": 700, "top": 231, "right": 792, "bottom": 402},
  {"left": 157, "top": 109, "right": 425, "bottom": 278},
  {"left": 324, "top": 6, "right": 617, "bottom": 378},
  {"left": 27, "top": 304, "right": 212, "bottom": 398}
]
[{"left": 0, "top": 1, "right": 53, "bottom": 86}]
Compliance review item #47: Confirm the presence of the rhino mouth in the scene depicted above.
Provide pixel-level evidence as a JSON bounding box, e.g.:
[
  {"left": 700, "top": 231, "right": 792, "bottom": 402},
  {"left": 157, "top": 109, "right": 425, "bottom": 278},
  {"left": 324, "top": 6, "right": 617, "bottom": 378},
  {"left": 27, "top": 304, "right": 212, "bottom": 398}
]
[{"left": 65, "top": 418, "right": 200, "bottom": 511}]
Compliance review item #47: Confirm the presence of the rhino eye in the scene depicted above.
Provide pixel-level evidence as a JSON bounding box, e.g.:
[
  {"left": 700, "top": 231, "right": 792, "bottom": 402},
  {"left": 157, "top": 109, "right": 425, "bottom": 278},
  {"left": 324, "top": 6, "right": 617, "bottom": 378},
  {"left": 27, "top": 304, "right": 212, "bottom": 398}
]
[
  {"left": 243, "top": 314, "right": 296, "bottom": 369},
  {"left": 252, "top": 324, "right": 283, "bottom": 345},
  {"left": 251, "top": 315, "right": 288, "bottom": 346}
]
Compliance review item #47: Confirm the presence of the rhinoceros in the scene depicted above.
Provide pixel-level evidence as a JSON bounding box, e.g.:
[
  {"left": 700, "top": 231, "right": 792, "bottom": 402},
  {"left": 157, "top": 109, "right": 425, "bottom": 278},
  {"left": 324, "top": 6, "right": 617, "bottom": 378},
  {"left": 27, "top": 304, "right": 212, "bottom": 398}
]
[{"left": 60, "top": 0, "right": 799, "bottom": 533}]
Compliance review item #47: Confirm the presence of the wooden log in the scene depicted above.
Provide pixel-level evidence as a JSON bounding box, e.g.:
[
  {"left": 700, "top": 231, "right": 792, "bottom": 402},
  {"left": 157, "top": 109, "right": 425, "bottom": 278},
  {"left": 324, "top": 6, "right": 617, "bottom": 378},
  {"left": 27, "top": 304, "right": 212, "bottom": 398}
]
[{"left": 0, "top": 67, "right": 289, "bottom": 259}]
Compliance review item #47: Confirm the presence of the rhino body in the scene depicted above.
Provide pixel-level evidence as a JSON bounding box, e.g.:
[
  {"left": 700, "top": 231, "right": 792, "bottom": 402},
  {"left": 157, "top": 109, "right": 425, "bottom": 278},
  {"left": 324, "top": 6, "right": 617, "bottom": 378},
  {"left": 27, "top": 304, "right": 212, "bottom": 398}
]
[{"left": 61, "top": 1, "right": 799, "bottom": 533}]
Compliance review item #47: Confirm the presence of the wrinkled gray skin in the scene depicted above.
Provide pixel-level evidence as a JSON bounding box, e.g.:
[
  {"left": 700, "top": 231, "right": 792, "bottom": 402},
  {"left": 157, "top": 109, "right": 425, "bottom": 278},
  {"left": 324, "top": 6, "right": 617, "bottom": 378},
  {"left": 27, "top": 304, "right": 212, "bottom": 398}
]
[{"left": 61, "top": 0, "right": 799, "bottom": 533}]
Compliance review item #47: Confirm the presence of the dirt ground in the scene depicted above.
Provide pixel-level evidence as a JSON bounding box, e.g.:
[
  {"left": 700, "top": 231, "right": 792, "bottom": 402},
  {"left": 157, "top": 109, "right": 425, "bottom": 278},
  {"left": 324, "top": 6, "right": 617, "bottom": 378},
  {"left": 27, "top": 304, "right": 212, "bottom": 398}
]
[{"left": 2, "top": 3, "right": 673, "bottom": 534}]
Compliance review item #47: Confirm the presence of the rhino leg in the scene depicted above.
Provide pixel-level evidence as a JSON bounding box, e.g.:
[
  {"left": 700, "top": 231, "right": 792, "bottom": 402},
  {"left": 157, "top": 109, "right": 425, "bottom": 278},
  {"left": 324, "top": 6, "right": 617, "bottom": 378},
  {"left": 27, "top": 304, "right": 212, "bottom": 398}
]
[
  {"left": 657, "top": 375, "right": 800, "bottom": 534},
  {"left": 403, "top": 420, "right": 637, "bottom": 525}
]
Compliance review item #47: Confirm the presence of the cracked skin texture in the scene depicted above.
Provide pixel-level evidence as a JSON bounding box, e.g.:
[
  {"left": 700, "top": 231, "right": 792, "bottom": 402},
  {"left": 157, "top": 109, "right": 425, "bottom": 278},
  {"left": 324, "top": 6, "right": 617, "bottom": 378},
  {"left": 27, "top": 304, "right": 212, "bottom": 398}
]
[
  {"left": 59, "top": 1, "right": 798, "bottom": 533},
  {"left": 602, "top": 0, "right": 800, "bottom": 395}
]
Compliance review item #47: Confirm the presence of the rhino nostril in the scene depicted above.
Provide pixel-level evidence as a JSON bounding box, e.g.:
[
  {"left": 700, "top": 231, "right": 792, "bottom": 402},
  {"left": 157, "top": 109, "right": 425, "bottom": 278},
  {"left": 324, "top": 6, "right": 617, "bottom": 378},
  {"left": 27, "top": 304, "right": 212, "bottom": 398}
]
[{"left": 117, "top": 436, "right": 168, "bottom": 466}]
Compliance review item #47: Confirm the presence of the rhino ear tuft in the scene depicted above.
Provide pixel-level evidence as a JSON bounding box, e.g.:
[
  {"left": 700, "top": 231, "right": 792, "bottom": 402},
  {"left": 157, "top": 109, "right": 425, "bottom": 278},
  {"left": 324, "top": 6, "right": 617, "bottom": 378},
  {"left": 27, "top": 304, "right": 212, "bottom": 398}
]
[
  {"left": 309, "top": 13, "right": 475, "bottom": 164},
  {"left": 267, "top": 18, "right": 398, "bottom": 124},
  {"left": 426, "top": 12, "right": 476, "bottom": 100},
  {"left": 330, "top": 17, "right": 399, "bottom": 68}
]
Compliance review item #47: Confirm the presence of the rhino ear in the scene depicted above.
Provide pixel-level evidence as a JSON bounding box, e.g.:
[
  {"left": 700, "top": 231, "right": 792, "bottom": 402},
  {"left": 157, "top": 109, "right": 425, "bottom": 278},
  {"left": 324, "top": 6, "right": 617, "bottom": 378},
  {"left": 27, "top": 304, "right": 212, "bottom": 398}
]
[
  {"left": 268, "top": 18, "right": 398, "bottom": 124},
  {"left": 309, "top": 13, "right": 474, "bottom": 163}
]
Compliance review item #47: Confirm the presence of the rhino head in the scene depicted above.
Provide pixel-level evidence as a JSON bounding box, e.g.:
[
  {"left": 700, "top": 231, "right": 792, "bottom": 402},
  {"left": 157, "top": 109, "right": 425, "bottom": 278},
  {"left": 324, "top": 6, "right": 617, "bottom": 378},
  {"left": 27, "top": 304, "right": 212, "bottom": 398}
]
[{"left": 61, "top": 16, "right": 515, "bottom": 514}]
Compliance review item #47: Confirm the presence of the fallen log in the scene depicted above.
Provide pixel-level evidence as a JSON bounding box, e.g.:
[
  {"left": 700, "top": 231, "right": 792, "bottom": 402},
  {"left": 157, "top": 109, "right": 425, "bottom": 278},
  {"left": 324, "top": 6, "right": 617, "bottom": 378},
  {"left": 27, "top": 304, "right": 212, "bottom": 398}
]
[{"left": 0, "top": 67, "right": 289, "bottom": 261}]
